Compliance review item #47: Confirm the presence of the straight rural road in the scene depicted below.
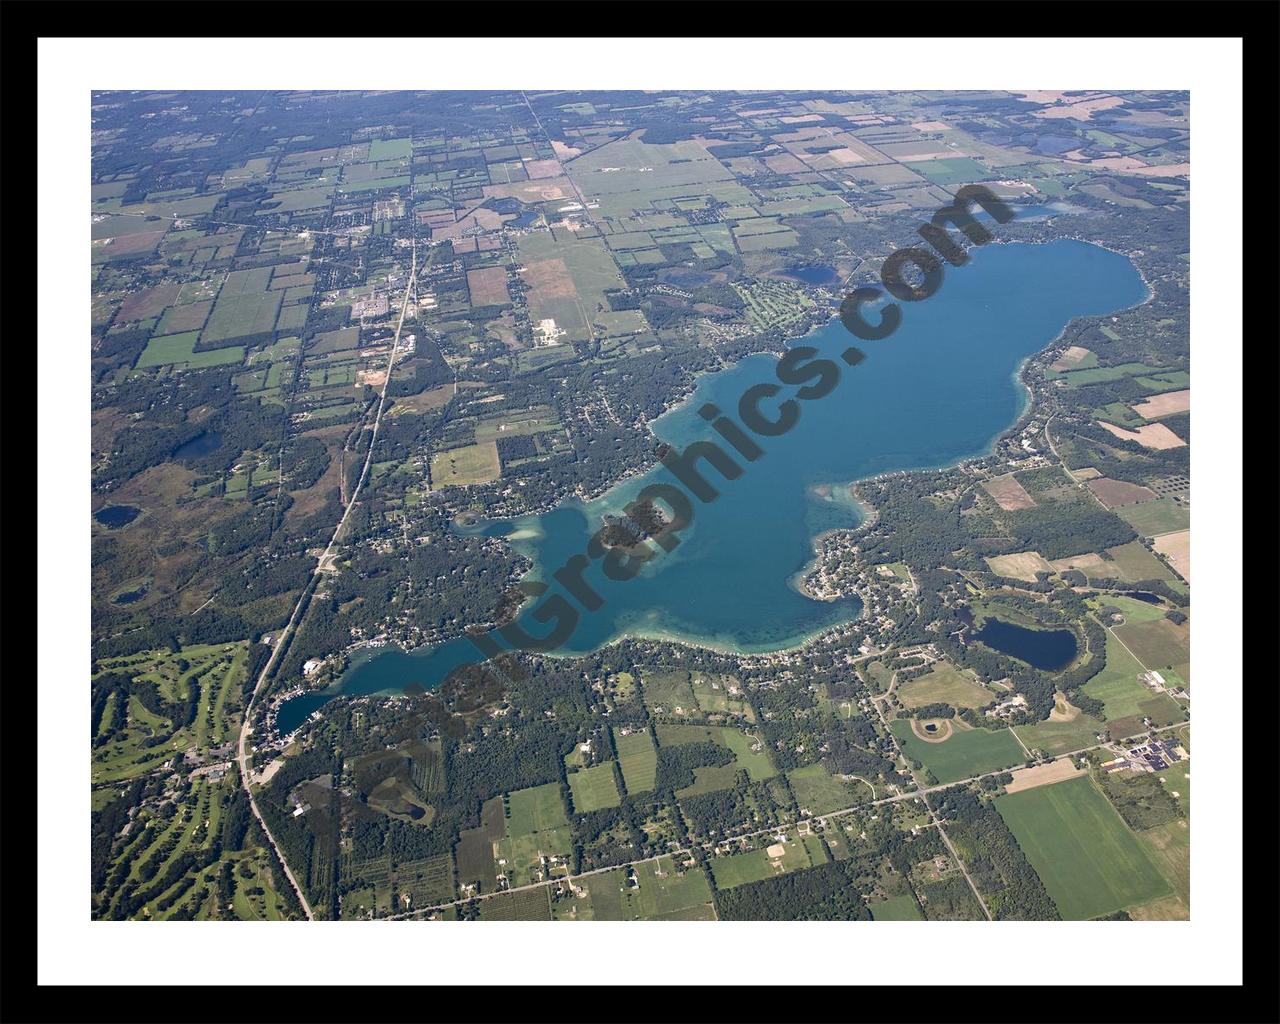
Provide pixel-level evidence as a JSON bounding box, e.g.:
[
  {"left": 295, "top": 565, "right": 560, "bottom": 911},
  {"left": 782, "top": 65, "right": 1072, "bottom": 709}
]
[
  {"left": 390, "top": 720, "right": 1186, "bottom": 921},
  {"left": 235, "top": 239, "right": 419, "bottom": 921}
]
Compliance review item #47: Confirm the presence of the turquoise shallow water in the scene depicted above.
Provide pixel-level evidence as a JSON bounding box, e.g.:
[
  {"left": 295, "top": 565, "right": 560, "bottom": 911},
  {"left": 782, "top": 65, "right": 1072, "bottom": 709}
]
[{"left": 276, "top": 239, "right": 1147, "bottom": 733}]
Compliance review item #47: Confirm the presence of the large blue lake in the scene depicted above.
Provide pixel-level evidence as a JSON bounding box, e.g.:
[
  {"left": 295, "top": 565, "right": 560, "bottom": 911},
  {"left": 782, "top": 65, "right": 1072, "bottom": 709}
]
[{"left": 276, "top": 239, "right": 1148, "bottom": 733}]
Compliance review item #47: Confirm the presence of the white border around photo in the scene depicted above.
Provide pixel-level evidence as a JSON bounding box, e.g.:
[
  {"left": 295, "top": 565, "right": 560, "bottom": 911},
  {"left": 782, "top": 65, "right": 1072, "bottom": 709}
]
[{"left": 38, "top": 36, "right": 1241, "bottom": 986}]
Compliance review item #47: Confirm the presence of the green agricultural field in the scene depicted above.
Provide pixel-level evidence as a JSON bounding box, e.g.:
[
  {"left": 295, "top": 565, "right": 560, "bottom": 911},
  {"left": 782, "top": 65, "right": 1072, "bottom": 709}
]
[
  {"left": 1094, "top": 402, "right": 1146, "bottom": 428},
  {"left": 472, "top": 407, "right": 562, "bottom": 443},
  {"left": 687, "top": 672, "right": 754, "bottom": 720},
  {"left": 787, "top": 763, "right": 864, "bottom": 816},
  {"left": 1055, "top": 362, "right": 1164, "bottom": 386},
  {"left": 1104, "top": 539, "right": 1177, "bottom": 581},
  {"left": 156, "top": 300, "right": 212, "bottom": 335},
  {"left": 1080, "top": 629, "right": 1184, "bottom": 727},
  {"left": 515, "top": 344, "right": 575, "bottom": 374},
  {"left": 369, "top": 137, "right": 412, "bottom": 161},
  {"left": 1115, "top": 498, "right": 1191, "bottom": 537},
  {"left": 904, "top": 156, "right": 992, "bottom": 185},
  {"left": 996, "top": 776, "right": 1171, "bottom": 919},
  {"left": 567, "top": 762, "right": 621, "bottom": 814},
  {"left": 309, "top": 327, "right": 361, "bottom": 354},
  {"left": 613, "top": 728, "right": 658, "bottom": 794},
  {"left": 897, "top": 662, "right": 994, "bottom": 710},
  {"left": 506, "top": 782, "right": 568, "bottom": 836},
  {"left": 1136, "top": 816, "right": 1189, "bottom": 917},
  {"left": 891, "top": 720, "right": 1025, "bottom": 784},
  {"left": 710, "top": 834, "right": 828, "bottom": 890},
  {"left": 134, "top": 332, "right": 245, "bottom": 370},
  {"left": 1135, "top": 370, "right": 1190, "bottom": 391},
  {"left": 582, "top": 856, "right": 715, "bottom": 921},
  {"left": 655, "top": 722, "right": 774, "bottom": 787}
]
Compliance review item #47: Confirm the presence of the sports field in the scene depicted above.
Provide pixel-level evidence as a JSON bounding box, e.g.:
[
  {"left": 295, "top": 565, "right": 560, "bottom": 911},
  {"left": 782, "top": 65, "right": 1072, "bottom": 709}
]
[
  {"left": 996, "top": 776, "right": 1171, "bottom": 919},
  {"left": 891, "top": 720, "right": 1025, "bottom": 784}
]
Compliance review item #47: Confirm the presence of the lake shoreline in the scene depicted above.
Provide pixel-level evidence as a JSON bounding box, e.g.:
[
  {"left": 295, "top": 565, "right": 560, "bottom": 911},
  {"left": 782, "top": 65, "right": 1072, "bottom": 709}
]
[{"left": 280, "top": 238, "right": 1152, "bottom": 730}]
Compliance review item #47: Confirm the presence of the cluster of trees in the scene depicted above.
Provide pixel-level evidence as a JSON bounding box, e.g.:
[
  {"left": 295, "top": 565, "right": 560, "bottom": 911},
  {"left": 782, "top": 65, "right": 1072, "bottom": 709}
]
[
  {"left": 714, "top": 858, "right": 872, "bottom": 921},
  {"left": 653, "top": 742, "right": 735, "bottom": 792},
  {"left": 932, "top": 787, "right": 1059, "bottom": 920},
  {"left": 1095, "top": 766, "right": 1184, "bottom": 831},
  {"left": 1002, "top": 499, "right": 1137, "bottom": 561}
]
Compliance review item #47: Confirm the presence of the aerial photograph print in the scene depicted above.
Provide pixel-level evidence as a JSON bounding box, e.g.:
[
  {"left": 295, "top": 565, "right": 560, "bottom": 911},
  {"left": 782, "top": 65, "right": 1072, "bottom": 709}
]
[{"left": 83, "top": 84, "right": 1201, "bottom": 929}]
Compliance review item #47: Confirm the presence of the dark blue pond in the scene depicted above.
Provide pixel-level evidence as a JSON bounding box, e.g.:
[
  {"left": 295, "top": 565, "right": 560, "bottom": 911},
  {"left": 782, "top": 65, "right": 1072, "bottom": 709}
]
[
  {"left": 95, "top": 505, "right": 141, "bottom": 529},
  {"left": 781, "top": 264, "right": 839, "bottom": 287},
  {"left": 173, "top": 430, "right": 223, "bottom": 460},
  {"left": 1126, "top": 591, "right": 1162, "bottom": 605},
  {"left": 113, "top": 586, "right": 149, "bottom": 605},
  {"left": 972, "top": 617, "right": 1078, "bottom": 671}
]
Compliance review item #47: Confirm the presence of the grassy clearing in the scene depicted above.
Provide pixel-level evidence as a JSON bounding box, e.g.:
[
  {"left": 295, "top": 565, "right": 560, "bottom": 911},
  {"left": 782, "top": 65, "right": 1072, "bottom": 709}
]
[
  {"left": 787, "top": 763, "right": 864, "bottom": 816},
  {"left": 1014, "top": 711, "right": 1105, "bottom": 756},
  {"left": 495, "top": 827, "right": 571, "bottom": 888},
  {"left": 429, "top": 441, "right": 500, "bottom": 489},
  {"left": 897, "top": 662, "right": 993, "bottom": 710},
  {"left": 1103, "top": 539, "right": 1176, "bottom": 581},
  {"left": 656, "top": 722, "right": 775, "bottom": 788},
  {"left": 870, "top": 893, "right": 924, "bottom": 920}
]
